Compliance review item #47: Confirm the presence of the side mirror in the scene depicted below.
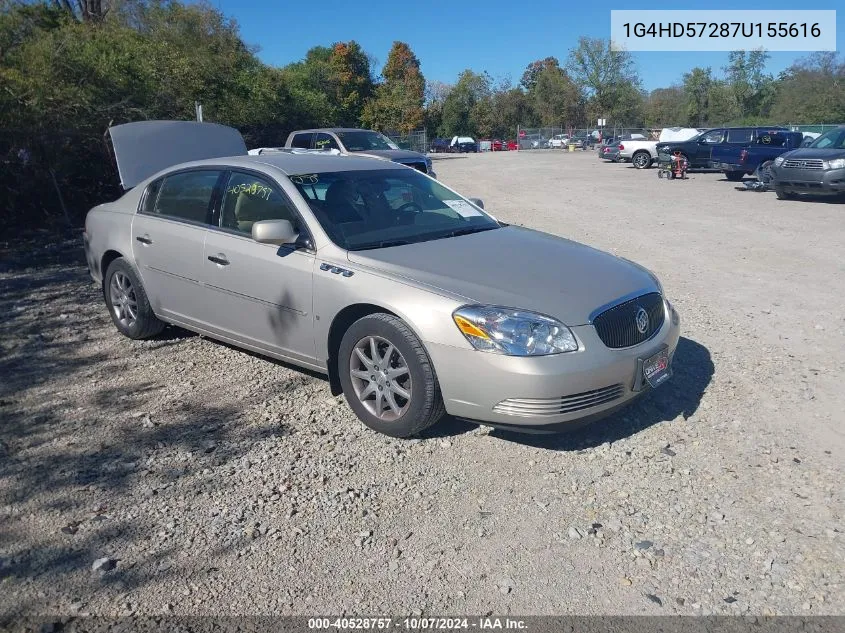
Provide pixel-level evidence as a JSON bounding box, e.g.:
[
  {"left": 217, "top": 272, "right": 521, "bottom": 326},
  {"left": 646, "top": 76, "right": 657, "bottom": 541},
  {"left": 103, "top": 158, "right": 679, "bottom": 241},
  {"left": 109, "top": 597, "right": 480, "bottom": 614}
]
[
  {"left": 468, "top": 197, "right": 484, "bottom": 209},
  {"left": 252, "top": 219, "right": 298, "bottom": 245}
]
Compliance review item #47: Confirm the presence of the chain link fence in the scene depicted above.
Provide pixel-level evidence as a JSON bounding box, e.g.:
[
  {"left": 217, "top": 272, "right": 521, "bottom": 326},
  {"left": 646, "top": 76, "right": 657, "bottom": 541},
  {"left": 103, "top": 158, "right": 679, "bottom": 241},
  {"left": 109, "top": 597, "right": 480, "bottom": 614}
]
[
  {"left": 385, "top": 129, "right": 428, "bottom": 154},
  {"left": 515, "top": 126, "right": 663, "bottom": 150}
]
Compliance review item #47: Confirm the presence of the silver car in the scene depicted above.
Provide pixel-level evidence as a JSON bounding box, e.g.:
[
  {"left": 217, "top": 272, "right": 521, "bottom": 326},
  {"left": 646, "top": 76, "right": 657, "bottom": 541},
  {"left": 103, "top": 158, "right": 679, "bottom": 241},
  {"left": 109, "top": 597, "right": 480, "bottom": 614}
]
[{"left": 84, "top": 121, "right": 680, "bottom": 438}]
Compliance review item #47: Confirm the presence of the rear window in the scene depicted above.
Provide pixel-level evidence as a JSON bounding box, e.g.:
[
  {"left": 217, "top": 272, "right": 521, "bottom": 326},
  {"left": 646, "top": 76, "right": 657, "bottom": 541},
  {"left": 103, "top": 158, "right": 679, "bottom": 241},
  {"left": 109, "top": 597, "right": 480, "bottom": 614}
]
[
  {"left": 290, "top": 133, "right": 313, "bottom": 149},
  {"left": 756, "top": 132, "right": 788, "bottom": 147}
]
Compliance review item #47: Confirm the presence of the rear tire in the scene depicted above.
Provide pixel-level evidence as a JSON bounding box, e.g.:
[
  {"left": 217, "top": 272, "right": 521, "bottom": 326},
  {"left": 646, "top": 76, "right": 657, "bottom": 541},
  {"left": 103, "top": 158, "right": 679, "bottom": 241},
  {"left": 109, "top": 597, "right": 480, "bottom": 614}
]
[
  {"left": 338, "top": 313, "right": 445, "bottom": 438},
  {"left": 632, "top": 151, "right": 652, "bottom": 169},
  {"left": 103, "top": 258, "right": 165, "bottom": 340}
]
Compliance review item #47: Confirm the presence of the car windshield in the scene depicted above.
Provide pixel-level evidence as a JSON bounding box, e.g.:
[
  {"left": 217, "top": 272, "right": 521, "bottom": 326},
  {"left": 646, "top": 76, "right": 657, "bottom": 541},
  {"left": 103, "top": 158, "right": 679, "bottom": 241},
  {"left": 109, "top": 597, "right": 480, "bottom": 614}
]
[
  {"left": 289, "top": 169, "right": 500, "bottom": 251},
  {"left": 335, "top": 130, "right": 399, "bottom": 152},
  {"left": 809, "top": 128, "right": 845, "bottom": 150}
]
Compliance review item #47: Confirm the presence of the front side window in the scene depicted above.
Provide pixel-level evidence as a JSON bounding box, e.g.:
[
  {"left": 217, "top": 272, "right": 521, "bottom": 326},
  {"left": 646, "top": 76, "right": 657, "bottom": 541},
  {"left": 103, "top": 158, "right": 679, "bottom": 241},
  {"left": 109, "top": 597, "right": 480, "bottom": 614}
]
[
  {"left": 726, "top": 129, "right": 754, "bottom": 143},
  {"left": 289, "top": 169, "right": 500, "bottom": 251},
  {"left": 335, "top": 130, "right": 399, "bottom": 152},
  {"left": 701, "top": 130, "right": 724, "bottom": 144},
  {"left": 810, "top": 128, "right": 845, "bottom": 150},
  {"left": 148, "top": 170, "right": 221, "bottom": 224},
  {"left": 220, "top": 172, "right": 298, "bottom": 235}
]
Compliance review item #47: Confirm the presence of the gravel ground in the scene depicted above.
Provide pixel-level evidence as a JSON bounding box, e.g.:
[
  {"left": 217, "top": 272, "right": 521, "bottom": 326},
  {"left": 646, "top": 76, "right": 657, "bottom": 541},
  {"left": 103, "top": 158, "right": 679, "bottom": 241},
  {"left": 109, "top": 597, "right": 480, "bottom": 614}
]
[{"left": 1, "top": 151, "right": 843, "bottom": 618}]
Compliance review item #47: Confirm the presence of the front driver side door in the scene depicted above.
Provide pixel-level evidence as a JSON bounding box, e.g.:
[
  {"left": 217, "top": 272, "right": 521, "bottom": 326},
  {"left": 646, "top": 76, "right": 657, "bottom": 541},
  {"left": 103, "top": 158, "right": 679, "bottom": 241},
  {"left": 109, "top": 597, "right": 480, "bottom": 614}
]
[
  {"left": 201, "top": 170, "right": 317, "bottom": 365},
  {"left": 695, "top": 129, "right": 724, "bottom": 164}
]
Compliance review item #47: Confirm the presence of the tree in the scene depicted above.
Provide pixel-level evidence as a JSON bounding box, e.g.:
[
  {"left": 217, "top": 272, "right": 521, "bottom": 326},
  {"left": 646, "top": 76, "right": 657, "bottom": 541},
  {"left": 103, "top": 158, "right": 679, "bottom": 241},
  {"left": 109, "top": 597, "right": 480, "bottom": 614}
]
[
  {"left": 566, "top": 37, "right": 642, "bottom": 125},
  {"left": 724, "top": 50, "right": 775, "bottom": 119},
  {"left": 423, "top": 80, "right": 452, "bottom": 138},
  {"left": 439, "top": 69, "right": 491, "bottom": 136},
  {"left": 361, "top": 41, "right": 425, "bottom": 134},
  {"left": 51, "top": 0, "right": 112, "bottom": 22},
  {"left": 531, "top": 65, "right": 582, "bottom": 127},
  {"left": 771, "top": 52, "right": 845, "bottom": 123},
  {"left": 644, "top": 86, "right": 686, "bottom": 127},
  {"left": 682, "top": 67, "right": 713, "bottom": 126},
  {"left": 520, "top": 57, "right": 561, "bottom": 91}
]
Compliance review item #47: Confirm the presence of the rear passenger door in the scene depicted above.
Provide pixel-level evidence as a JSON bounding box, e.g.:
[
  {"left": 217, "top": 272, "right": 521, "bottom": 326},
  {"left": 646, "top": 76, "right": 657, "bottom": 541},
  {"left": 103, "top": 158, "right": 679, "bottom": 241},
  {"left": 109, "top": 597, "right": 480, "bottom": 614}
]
[
  {"left": 314, "top": 132, "right": 340, "bottom": 151},
  {"left": 131, "top": 169, "right": 223, "bottom": 323}
]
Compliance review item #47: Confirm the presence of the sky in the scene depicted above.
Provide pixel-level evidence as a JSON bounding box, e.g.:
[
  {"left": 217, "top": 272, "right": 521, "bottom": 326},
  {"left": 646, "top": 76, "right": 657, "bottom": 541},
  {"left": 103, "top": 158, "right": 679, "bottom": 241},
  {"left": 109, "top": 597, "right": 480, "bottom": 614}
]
[{"left": 212, "top": 0, "right": 843, "bottom": 91}]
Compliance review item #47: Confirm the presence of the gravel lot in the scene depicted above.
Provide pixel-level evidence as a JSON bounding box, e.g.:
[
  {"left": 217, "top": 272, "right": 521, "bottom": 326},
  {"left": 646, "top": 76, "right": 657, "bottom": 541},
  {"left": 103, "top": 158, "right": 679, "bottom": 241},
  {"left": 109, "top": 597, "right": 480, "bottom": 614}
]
[{"left": 1, "top": 150, "right": 843, "bottom": 618}]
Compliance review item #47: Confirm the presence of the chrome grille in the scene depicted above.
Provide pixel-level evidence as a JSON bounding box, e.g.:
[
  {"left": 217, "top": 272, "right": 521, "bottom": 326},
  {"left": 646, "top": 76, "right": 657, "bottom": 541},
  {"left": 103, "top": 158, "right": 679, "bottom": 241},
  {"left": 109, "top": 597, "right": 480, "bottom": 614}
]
[
  {"left": 593, "top": 293, "right": 665, "bottom": 349},
  {"left": 493, "top": 384, "right": 624, "bottom": 417},
  {"left": 783, "top": 159, "right": 824, "bottom": 169}
]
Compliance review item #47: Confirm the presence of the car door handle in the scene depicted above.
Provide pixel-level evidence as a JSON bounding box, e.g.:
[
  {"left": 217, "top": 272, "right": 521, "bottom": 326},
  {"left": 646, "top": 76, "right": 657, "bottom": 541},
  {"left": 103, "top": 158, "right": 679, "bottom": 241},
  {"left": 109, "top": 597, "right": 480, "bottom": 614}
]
[
  {"left": 207, "top": 255, "right": 230, "bottom": 266},
  {"left": 136, "top": 235, "right": 153, "bottom": 245}
]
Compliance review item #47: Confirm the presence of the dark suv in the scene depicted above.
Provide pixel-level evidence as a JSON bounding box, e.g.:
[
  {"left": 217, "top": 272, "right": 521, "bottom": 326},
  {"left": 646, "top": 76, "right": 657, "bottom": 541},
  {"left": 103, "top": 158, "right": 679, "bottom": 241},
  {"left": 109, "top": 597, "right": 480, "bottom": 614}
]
[
  {"left": 770, "top": 126, "right": 845, "bottom": 200},
  {"left": 656, "top": 127, "right": 790, "bottom": 169}
]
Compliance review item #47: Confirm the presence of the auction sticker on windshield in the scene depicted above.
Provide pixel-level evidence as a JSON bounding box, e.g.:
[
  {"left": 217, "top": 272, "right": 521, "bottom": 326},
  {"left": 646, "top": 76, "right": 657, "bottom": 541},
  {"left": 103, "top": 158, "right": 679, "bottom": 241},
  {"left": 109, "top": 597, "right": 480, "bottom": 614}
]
[{"left": 443, "top": 200, "right": 483, "bottom": 217}]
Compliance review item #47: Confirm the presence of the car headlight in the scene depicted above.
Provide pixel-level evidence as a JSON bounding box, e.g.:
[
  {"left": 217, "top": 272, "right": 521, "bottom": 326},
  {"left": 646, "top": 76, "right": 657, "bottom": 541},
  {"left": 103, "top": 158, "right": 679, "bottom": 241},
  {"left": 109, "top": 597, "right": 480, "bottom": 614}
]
[
  {"left": 773, "top": 156, "right": 785, "bottom": 166},
  {"left": 452, "top": 306, "right": 578, "bottom": 356},
  {"left": 825, "top": 158, "right": 845, "bottom": 170}
]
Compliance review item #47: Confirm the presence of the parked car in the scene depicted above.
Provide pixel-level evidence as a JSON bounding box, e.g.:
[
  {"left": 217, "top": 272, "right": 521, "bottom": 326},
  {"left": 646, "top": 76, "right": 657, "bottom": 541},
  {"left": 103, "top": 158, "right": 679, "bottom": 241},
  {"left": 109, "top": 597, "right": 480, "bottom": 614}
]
[
  {"left": 770, "top": 126, "right": 845, "bottom": 200},
  {"left": 491, "top": 139, "right": 504, "bottom": 151},
  {"left": 285, "top": 128, "right": 435, "bottom": 178},
  {"left": 429, "top": 138, "right": 451, "bottom": 153},
  {"left": 450, "top": 136, "right": 478, "bottom": 153},
  {"left": 617, "top": 138, "right": 657, "bottom": 167},
  {"left": 87, "top": 120, "right": 680, "bottom": 438},
  {"left": 710, "top": 131, "right": 805, "bottom": 181},
  {"left": 598, "top": 142, "right": 620, "bottom": 162},
  {"left": 656, "top": 126, "right": 790, "bottom": 171},
  {"left": 548, "top": 134, "right": 570, "bottom": 149}
]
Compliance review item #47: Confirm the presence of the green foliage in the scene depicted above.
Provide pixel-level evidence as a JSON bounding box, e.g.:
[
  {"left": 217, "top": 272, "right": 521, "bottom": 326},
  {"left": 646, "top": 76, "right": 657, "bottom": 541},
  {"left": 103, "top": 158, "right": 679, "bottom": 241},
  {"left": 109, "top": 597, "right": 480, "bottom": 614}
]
[
  {"left": 2, "top": 1, "right": 844, "bottom": 235},
  {"left": 771, "top": 53, "right": 845, "bottom": 124},
  {"left": 361, "top": 41, "right": 424, "bottom": 134}
]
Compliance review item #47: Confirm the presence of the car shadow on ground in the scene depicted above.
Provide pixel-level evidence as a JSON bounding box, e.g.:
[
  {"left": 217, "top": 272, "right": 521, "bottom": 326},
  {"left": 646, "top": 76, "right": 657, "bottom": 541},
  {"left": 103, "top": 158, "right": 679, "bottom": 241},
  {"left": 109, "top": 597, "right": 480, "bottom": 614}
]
[{"left": 426, "top": 336, "right": 714, "bottom": 449}]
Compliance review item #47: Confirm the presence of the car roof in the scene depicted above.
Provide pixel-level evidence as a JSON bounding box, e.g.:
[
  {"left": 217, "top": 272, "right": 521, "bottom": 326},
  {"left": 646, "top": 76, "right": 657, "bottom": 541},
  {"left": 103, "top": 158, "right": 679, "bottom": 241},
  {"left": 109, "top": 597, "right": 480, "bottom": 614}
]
[
  {"left": 160, "top": 152, "right": 407, "bottom": 177},
  {"left": 290, "top": 128, "right": 377, "bottom": 134}
]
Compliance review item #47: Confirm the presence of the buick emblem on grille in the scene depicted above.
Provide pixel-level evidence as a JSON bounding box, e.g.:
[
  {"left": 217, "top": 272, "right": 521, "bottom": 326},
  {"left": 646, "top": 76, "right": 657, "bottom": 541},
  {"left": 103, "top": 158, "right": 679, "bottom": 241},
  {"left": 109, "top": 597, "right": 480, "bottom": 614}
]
[{"left": 635, "top": 307, "right": 649, "bottom": 334}]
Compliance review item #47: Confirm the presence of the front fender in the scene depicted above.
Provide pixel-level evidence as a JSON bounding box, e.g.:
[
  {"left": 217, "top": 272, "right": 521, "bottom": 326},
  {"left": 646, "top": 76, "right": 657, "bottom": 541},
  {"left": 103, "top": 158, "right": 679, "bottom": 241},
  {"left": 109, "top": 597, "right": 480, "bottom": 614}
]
[{"left": 312, "top": 258, "right": 471, "bottom": 363}]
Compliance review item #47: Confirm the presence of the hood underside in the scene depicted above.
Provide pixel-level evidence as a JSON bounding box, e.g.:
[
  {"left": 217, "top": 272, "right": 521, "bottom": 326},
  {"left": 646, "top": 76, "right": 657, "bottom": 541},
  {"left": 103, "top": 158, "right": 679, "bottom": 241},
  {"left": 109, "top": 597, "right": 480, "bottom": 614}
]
[
  {"left": 347, "top": 226, "right": 658, "bottom": 326},
  {"left": 109, "top": 121, "right": 247, "bottom": 189}
]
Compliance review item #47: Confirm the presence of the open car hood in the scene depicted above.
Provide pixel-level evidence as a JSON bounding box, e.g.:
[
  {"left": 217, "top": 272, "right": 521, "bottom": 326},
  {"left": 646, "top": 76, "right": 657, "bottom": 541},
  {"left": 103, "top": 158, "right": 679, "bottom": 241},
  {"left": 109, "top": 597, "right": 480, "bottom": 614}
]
[{"left": 109, "top": 121, "right": 247, "bottom": 189}]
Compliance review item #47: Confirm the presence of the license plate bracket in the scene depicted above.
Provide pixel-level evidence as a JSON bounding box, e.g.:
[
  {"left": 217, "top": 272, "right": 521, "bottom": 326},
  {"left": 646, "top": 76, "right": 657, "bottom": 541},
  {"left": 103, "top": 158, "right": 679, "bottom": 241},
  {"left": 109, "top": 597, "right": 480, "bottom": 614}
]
[{"left": 642, "top": 348, "right": 672, "bottom": 388}]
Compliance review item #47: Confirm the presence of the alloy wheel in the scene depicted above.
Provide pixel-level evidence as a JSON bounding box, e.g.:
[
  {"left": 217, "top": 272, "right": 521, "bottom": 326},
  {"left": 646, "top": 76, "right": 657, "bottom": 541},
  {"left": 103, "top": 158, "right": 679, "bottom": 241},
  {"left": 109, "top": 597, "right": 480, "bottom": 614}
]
[
  {"left": 109, "top": 271, "right": 138, "bottom": 328},
  {"left": 349, "top": 336, "right": 412, "bottom": 422}
]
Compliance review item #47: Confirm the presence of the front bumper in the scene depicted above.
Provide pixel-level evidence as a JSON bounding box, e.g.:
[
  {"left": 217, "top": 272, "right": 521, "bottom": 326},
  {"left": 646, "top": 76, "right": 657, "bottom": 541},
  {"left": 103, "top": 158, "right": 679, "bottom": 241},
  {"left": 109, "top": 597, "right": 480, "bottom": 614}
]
[
  {"left": 426, "top": 302, "right": 681, "bottom": 427},
  {"left": 772, "top": 166, "right": 845, "bottom": 194}
]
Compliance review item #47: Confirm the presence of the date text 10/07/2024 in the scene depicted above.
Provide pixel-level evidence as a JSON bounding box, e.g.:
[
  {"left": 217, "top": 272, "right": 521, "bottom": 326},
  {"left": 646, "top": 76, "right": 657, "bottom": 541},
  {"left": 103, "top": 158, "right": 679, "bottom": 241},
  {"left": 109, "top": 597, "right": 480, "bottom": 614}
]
[{"left": 308, "top": 617, "right": 528, "bottom": 630}]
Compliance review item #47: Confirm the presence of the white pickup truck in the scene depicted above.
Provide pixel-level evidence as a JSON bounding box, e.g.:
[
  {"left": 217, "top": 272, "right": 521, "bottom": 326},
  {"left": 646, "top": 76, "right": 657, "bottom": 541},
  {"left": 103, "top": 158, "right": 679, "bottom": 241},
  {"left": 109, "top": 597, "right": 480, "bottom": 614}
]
[{"left": 617, "top": 128, "right": 702, "bottom": 169}]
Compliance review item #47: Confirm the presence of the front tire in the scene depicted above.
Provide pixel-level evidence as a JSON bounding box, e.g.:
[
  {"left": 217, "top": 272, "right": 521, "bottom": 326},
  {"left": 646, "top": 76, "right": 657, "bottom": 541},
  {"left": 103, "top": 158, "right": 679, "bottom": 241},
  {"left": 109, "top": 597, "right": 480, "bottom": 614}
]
[
  {"left": 775, "top": 186, "right": 795, "bottom": 200},
  {"left": 103, "top": 258, "right": 165, "bottom": 339},
  {"left": 725, "top": 171, "right": 744, "bottom": 182},
  {"left": 338, "top": 313, "right": 445, "bottom": 438}
]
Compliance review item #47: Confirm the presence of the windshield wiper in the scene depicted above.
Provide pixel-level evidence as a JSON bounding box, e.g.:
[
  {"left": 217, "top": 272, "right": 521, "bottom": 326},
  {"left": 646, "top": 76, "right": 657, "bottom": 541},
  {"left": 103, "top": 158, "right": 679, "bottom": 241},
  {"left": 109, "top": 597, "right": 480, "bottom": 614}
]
[
  {"left": 353, "top": 239, "right": 411, "bottom": 250},
  {"left": 448, "top": 226, "right": 499, "bottom": 238}
]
